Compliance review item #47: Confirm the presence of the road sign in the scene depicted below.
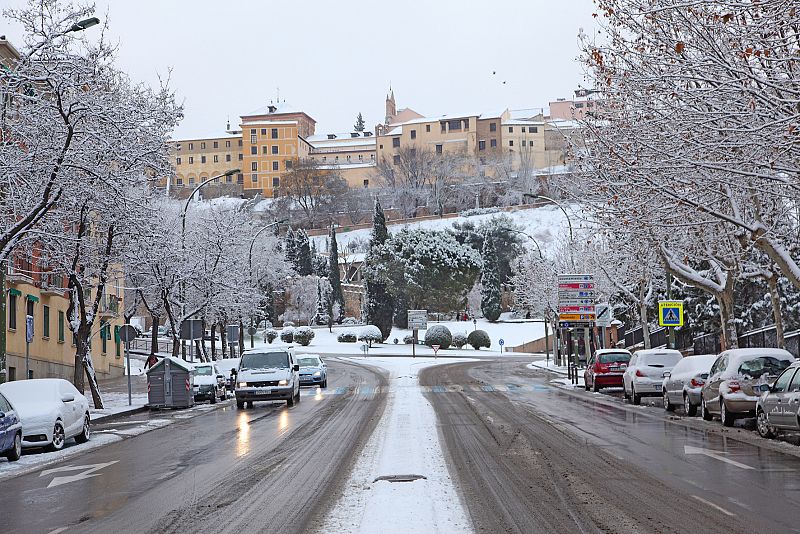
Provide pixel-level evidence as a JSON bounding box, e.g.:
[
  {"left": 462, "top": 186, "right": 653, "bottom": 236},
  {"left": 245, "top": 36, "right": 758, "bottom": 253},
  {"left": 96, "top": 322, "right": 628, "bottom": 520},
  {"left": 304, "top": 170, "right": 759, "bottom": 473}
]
[
  {"left": 558, "top": 282, "right": 595, "bottom": 290},
  {"left": 180, "top": 319, "right": 204, "bottom": 340},
  {"left": 226, "top": 324, "right": 240, "bottom": 343},
  {"left": 118, "top": 324, "right": 138, "bottom": 343},
  {"left": 559, "top": 321, "right": 595, "bottom": 328},
  {"left": 559, "top": 313, "right": 596, "bottom": 322},
  {"left": 658, "top": 301, "right": 684, "bottom": 327},
  {"left": 558, "top": 305, "right": 595, "bottom": 313},
  {"left": 407, "top": 310, "right": 428, "bottom": 330},
  {"left": 558, "top": 289, "right": 595, "bottom": 297},
  {"left": 432, "top": 344, "right": 440, "bottom": 356},
  {"left": 25, "top": 315, "right": 34, "bottom": 343},
  {"left": 558, "top": 298, "right": 595, "bottom": 306},
  {"left": 595, "top": 303, "right": 612, "bottom": 327},
  {"left": 247, "top": 326, "right": 257, "bottom": 336},
  {"left": 498, "top": 338, "right": 504, "bottom": 346},
  {"left": 557, "top": 274, "right": 594, "bottom": 283}
]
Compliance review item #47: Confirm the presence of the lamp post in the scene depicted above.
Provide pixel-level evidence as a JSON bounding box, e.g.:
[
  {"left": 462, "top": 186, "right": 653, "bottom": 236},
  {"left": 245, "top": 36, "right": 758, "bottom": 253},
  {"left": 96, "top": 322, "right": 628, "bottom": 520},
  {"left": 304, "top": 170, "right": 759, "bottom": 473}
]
[
  {"left": 523, "top": 193, "right": 575, "bottom": 270},
  {"left": 67, "top": 17, "right": 100, "bottom": 33},
  {"left": 248, "top": 219, "right": 287, "bottom": 281},
  {"left": 498, "top": 226, "right": 545, "bottom": 260}
]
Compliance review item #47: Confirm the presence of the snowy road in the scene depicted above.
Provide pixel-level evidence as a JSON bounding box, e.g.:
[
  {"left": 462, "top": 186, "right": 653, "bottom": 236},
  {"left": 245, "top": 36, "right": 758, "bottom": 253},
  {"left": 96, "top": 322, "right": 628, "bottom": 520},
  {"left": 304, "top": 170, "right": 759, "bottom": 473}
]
[
  {"left": 421, "top": 358, "right": 800, "bottom": 533},
  {"left": 0, "top": 359, "right": 386, "bottom": 534}
]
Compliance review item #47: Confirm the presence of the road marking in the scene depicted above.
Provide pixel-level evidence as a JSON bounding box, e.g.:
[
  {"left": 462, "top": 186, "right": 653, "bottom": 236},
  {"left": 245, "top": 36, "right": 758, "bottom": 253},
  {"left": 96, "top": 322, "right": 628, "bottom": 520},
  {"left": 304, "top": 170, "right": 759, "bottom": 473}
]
[
  {"left": 684, "top": 445, "right": 755, "bottom": 470},
  {"left": 39, "top": 461, "right": 119, "bottom": 488},
  {"left": 47, "top": 528, "right": 68, "bottom": 534},
  {"left": 692, "top": 495, "right": 735, "bottom": 516}
]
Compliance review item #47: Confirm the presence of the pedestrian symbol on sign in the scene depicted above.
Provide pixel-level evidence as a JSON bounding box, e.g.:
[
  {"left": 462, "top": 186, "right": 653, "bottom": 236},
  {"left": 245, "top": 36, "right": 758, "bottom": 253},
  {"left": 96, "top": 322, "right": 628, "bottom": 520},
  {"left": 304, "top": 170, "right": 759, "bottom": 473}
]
[{"left": 658, "top": 301, "right": 684, "bottom": 327}]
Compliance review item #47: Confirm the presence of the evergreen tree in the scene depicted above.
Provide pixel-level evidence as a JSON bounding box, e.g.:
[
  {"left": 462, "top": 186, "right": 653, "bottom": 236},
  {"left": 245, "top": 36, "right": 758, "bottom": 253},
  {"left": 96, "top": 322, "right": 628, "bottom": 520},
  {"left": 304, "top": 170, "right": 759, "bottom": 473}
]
[
  {"left": 329, "top": 226, "right": 346, "bottom": 322},
  {"left": 364, "top": 199, "right": 395, "bottom": 339},
  {"left": 480, "top": 236, "right": 502, "bottom": 322},
  {"left": 354, "top": 112, "right": 365, "bottom": 132},
  {"left": 284, "top": 227, "right": 298, "bottom": 271},
  {"left": 295, "top": 230, "right": 313, "bottom": 276},
  {"left": 311, "top": 240, "right": 329, "bottom": 278}
]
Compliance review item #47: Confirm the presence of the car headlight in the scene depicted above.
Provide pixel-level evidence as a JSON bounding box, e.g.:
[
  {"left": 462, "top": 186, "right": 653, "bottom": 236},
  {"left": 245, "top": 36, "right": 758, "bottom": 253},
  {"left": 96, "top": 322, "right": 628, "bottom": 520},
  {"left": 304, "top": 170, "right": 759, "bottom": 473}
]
[
  {"left": 238, "top": 382, "right": 248, "bottom": 388},
  {"left": 313, "top": 371, "right": 321, "bottom": 377},
  {"left": 278, "top": 379, "right": 288, "bottom": 386}
]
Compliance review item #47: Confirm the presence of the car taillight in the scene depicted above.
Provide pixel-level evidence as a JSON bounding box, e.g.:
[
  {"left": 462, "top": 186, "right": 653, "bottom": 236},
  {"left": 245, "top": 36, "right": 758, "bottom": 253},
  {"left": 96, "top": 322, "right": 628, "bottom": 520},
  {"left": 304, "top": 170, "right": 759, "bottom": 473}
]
[
  {"left": 595, "top": 363, "right": 607, "bottom": 372},
  {"left": 635, "top": 369, "right": 645, "bottom": 377},
  {"left": 727, "top": 380, "right": 741, "bottom": 392},
  {"left": 690, "top": 378, "right": 705, "bottom": 388}
]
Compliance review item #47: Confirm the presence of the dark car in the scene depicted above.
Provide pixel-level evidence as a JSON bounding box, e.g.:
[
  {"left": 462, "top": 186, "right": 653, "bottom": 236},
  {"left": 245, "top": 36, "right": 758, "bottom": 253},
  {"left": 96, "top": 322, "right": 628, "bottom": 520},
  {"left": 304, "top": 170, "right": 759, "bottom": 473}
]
[
  {"left": 584, "top": 349, "right": 631, "bottom": 392},
  {"left": 0, "top": 391, "right": 23, "bottom": 462}
]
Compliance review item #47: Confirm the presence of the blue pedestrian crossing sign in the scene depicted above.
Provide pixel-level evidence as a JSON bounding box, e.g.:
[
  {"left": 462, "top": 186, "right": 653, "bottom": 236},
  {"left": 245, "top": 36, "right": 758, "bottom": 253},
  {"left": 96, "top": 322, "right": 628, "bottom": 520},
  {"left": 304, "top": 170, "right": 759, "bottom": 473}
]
[{"left": 658, "top": 301, "right": 684, "bottom": 327}]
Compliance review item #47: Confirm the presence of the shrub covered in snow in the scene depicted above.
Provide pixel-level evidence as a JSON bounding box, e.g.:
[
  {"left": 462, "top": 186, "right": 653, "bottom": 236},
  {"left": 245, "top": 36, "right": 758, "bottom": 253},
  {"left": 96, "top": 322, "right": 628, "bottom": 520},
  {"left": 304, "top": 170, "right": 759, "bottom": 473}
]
[
  {"left": 282, "top": 321, "right": 296, "bottom": 328},
  {"left": 467, "top": 329, "right": 491, "bottom": 350},
  {"left": 337, "top": 331, "right": 357, "bottom": 343},
  {"left": 342, "top": 317, "right": 360, "bottom": 326},
  {"left": 403, "top": 334, "right": 415, "bottom": 344},
  {"left": 358, "top": 325, "right": 383, "bottom": 347},
  {"left": 280, "top": 327, "right": 295, "bottom": 343},
  {"left": 424, "top": 324, "right": 452, "bottom": 350},
  {"left": 265, "top": 329, "right": 278, "bottom": 344},
  {"left": 293, "top": 326, "right": 315, "bottom": 346},
  {"left": 459, "top": 207, "right": 500, "bottom": 217},
  {"left": 452, "top": 332, "right": 468, "bottom": 349}
]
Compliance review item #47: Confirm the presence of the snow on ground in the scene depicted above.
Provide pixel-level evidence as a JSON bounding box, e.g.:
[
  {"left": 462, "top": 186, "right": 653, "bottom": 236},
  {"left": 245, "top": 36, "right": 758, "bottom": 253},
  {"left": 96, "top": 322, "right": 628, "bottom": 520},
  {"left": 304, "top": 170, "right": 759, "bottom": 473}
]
[
  {"left": 311, "top": 204, "right": 576, "bottom": 256},
  {"left": 528, "top": 359, "right": 585, "bottom": 388},
  {"left": 90, "top": 389, "right": 149, "bottom": 420},
  {"left": 321, "top": 357, "right": 474, "bottom": 534}
]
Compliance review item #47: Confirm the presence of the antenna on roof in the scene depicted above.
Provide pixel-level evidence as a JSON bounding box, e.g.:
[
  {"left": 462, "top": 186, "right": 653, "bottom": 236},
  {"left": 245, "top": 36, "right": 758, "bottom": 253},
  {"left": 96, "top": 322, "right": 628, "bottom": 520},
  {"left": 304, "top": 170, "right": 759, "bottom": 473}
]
[
  {"left": 276, "top": 86, "right": 280, "bottom": 103},
  {"left": 226, "top": 116, "right": 230, "bottom": 130}
]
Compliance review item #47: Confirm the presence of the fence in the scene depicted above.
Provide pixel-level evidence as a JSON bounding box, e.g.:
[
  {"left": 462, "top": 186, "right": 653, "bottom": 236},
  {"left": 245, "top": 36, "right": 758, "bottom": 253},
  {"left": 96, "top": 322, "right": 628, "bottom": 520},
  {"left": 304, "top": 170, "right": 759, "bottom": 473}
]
[{"left": 621, "top": 326, "right": 693, "bottom": 351}]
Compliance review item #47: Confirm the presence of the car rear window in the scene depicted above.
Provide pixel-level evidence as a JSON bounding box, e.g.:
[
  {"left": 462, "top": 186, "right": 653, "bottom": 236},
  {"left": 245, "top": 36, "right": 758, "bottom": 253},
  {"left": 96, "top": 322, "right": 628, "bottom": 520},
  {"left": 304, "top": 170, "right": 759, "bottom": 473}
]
[
  {"left": 598, "top": 353, "right": 630, "bottom": 364},
  {"left": 737, "top": 357, "right": 791, "bottom": 379},
  {"left": 641, "top": 353, "right": 681, "bottom": 367},
  {"left": 298, "top": 357, "right": 321, "bottom": 367}
]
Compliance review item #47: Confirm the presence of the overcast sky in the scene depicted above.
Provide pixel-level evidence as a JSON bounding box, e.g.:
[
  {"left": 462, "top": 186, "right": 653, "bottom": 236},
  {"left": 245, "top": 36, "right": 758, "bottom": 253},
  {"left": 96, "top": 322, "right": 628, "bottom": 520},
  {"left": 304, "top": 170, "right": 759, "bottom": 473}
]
[{"left": 3, "top": 0, "right": 598, "bottom": 139}]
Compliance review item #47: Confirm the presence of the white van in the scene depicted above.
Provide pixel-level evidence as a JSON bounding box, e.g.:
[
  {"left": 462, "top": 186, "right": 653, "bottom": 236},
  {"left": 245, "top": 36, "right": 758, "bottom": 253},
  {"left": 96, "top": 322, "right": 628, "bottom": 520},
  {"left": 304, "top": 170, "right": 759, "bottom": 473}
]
[{"left": 235, "top": 348, "right": 300, "bottom": 409}]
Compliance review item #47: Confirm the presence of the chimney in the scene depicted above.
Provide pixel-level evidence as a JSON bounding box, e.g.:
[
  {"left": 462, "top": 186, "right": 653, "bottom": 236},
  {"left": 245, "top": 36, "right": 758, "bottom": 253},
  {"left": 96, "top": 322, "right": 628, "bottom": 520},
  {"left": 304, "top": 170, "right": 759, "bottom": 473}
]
[{"left": 268, "top": 105, "right": 277, "bottom": 113}]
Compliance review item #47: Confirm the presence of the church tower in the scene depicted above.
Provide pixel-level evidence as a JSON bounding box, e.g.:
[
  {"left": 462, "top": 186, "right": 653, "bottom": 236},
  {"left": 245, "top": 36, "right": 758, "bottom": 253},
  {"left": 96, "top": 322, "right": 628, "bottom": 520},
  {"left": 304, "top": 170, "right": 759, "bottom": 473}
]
[{"left": 384, "top": 87, "right": 396, "bottom": 125}]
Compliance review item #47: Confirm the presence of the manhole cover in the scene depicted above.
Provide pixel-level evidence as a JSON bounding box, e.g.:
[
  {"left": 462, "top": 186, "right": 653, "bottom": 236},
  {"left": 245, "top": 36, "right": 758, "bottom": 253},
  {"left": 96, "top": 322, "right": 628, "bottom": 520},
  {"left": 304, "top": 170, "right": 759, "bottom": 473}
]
[{"left": 373, "top": 474, "right": 427, "bottom": 483}]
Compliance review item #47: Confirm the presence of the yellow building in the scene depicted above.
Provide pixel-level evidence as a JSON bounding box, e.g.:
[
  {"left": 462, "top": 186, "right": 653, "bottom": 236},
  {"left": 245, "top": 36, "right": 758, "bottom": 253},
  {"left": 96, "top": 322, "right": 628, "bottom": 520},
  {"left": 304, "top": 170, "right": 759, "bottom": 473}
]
[
  {"left": 306, "top": 131, "right": 377, "bottom": 188},
  {"left": 3, "top": 262, "right": 125, "bottom": 382},
  {"left": 169, "top": 133, "right": 243, "bottom": 192}
]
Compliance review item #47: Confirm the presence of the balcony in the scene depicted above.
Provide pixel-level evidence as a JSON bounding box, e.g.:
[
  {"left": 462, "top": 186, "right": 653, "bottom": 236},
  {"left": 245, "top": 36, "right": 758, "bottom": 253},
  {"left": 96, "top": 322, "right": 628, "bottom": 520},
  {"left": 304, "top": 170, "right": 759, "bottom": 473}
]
[
  {"left": 98, "top": 295, "right": 120, "bottom": 318},
  {"left": 6, "top": 266, "right": 33, "bottom": 285}
]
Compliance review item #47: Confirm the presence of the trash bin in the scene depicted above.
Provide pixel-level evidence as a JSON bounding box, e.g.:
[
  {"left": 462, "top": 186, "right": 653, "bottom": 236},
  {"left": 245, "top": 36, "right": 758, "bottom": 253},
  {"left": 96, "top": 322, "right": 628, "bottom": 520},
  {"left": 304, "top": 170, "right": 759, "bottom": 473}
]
[{"left": 146, "top": 356, "right": 195, "bottom": 409}]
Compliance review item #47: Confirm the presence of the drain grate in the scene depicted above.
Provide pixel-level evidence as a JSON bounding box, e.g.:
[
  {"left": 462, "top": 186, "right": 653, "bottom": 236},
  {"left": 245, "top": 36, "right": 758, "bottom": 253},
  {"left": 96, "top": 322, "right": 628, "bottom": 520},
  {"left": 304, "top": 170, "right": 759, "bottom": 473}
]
[{"left": 373, "top": 474, "right": 427, "bottom": 483}]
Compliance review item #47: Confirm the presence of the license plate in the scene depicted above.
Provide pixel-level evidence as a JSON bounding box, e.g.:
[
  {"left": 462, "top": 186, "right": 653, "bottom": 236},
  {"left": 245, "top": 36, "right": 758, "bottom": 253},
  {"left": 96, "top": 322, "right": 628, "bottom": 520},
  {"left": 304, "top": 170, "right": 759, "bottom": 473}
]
[
  {"left": 609, "top": 366, "right": 619, "bottom": 371},
  {"left": 653, "top": 384, "right": 662, "bottom": 390},
  {"left": 256, "top": 388, "right": 271, "bottom": 395}
]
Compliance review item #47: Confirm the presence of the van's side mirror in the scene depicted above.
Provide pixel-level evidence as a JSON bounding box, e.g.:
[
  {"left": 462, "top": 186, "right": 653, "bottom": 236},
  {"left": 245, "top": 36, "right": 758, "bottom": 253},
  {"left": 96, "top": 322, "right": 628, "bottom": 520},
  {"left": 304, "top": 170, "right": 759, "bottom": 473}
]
[
  {"left": 293, "top": 364, "right": 299, "bottom": 372},
  {"left": 663, "top": 371, "right": 671, "bottom": 378}
]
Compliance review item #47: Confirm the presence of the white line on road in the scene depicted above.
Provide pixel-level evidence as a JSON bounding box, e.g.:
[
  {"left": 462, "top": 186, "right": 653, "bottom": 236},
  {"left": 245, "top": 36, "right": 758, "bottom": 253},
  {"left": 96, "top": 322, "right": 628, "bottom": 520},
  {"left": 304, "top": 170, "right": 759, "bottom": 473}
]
[
  {"left": 39, "top": 461, "right": 119, "bottom": 488},
  {"left": 46, "top": 528, "right": 68, "bottom": 534},
  {"left": 692, "top": 495, "right": 735, "bottom": 517},
  {"left": 684, "top": 445, "right": 755, "bottom": 470}
]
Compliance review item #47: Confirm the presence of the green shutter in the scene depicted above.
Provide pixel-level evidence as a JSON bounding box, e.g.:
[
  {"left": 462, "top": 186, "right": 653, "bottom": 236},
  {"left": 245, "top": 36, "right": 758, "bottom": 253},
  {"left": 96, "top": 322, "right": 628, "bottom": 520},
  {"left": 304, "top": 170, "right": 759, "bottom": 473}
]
[
  {"left": 9, "top": 288, "right": 21, "bottom": 297},
  {"left": 25, "top": 294, "right": 39, "bottom": 303}
]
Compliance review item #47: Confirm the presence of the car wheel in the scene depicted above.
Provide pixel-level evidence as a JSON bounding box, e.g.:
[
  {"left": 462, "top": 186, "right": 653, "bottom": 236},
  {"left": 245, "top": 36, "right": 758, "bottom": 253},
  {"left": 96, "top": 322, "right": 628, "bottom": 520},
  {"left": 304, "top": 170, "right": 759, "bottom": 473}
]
[
  {"left": 623, "top": 383, "right": 630, "bottom": 400},
  {"left": 295, "top": 387, "right": 301, "bottom": 404},
  {"left": 684, "top": 394, "right": 697, "bottom": 417},
  {"left": 663, "top": 390, "right": 675, "bottom": 412},
  {"left": 247, "top": 401, "right": 254, "bottom": 409},
  {"left": 6, "top": 432, "right": 21, "bottom": 461},
  {"left": 287, "top": 392, "right": 295, "bottom": 407},
  {"left": 210, "top": 388, "right": 217, "bottom": 404},
  {"left": 592, "top": 380, "right": 600, "bottom": 393},
  {"left": 720, "top": 399, "right": 735, "bottom": 427},
  {"left": 632, "top": 385, "right": 641, "bottom": 405},
  {"left": 75, "top": 414, "right": 91, "bottom": 444},
  {"left": 701, "top": 396, "right": 713, "bottom": 421},
  {"left": 220, "top": 388, "right": 227, "bottom": 401},
  {"left": 756, "top": 409, "right": 775, "bottom": 439},
  {"left": 236, "top": 400, "right": 245, "bottom": 409},
  {"left": 48, "top": 421, "right": 66, "bottom": 452},
  {"left": 321, "top": 379, "right": 327, "bottom": 389}
]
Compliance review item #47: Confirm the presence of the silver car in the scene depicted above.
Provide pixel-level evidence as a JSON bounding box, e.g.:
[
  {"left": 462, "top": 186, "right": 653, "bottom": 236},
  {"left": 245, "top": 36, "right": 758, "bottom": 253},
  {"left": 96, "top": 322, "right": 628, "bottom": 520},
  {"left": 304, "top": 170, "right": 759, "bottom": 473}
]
[
  {"left": 662, "top": 354, "right": 717, "bottom": 416},
  {"left": 297, "top": 354, "right": 328, "bottom": 388},
  {"left": 756, "top": 360, "right": 800, "bottom": 438}
]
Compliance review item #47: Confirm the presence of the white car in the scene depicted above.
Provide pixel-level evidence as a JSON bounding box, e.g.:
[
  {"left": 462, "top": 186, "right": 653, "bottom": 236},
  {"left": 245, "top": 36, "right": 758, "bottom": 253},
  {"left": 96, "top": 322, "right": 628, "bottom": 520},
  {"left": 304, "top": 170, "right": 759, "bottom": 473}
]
[
  {"left": 662, "top": 354, "right": 717, "bottom": 416},
  {"left": 623, "top": 349, "right": 683, "bottom": 405},
  {"left": 192, "top": 362, "right": 227, "bottom": 404},
  {"left": 0, "top": 379, "right": 91, "bottom": 451}
]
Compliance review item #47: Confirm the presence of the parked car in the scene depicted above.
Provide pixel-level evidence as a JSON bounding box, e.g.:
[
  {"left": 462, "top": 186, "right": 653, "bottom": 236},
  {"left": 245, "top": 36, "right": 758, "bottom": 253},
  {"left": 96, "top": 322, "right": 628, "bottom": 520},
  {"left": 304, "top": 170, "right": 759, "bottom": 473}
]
[
  {"left": 235, "top": 349, "right": 301, "bottom": 408},
  {"left": 192, "top": 363, "right": 227, "bottom": 404},
  {"left": 756, "top": 360, "right": 800, "bottom": 438},
  {"left": 701, "top": 348, "right": 795, "bottom": 426},
  {"left": 584, "top": 349, "right": 631, "bottom": 392},
  {"left": 215, "top": 358, "right": 241, "bottom": 391},
  {"left": 662, "top": 354, "right": 717, "bottom": 415},
  {"left": 0, "top": 379, "right": 90, "bottom": 451},
  {"left": 623, "top": 349, "right": 683, "bottom": 405},
  {"left": 0, "top": 392, "right": 23, "bottom": 461},
  {"left": 298, "top": 354, "right": 328, "bottom": 388}
]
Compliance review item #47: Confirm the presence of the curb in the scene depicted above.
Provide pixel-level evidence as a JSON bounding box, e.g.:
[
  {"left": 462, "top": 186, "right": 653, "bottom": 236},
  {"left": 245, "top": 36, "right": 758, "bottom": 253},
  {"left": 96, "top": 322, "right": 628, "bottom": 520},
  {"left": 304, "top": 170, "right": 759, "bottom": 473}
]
[{"left": 91, "top": 405, "right": 149, "bottom": 423}]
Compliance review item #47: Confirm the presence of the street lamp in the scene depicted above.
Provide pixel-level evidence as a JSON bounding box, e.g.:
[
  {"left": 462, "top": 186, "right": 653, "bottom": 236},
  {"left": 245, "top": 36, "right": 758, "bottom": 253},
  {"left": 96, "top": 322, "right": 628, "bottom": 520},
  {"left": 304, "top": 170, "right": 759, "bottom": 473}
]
[
  {"left": 522, "top": 193, "right": 573, "bottom": 243},
  {"left": 67, "top": 17, "right": 100, "bottom": 33},
  {"left": 498, "top": 226, "right": 544, "bottom": 260},
  {"left": 181, "top": 169, "right": 240, "bottom": 246},
  {"left": 248, "top": 219, "right": 288, "bottom": 282}
]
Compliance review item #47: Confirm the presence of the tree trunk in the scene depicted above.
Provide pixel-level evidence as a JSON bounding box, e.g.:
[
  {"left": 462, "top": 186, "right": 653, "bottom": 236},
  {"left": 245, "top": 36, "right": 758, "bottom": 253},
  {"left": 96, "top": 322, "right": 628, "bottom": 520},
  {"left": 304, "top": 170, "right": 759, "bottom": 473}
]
[
  {"left": 220, "top": 323, "right": 228, "bottom": 359},
  {"left": 150, "top": 314, "right": 160, "bottom": 358},
  {"left": 195, "top": 339, "right": 205, "bottom": 362},
  {"left": 639, "top": 285, "right": 651, "bottom": 349},
  {"left": 766, "top": 273, "right": 786, "bottom": 349},
  {"left": 716, "top": 291, "right": 738, "bottom": 351},
  {"left": 238, "top": 318, "right": 245, "bottom": 354},
  {"left": 210, "top": 323, "right": 217, "bottom": 360},
  {"left": 73, "top": 323, "right": 103, "bottom": 408}
]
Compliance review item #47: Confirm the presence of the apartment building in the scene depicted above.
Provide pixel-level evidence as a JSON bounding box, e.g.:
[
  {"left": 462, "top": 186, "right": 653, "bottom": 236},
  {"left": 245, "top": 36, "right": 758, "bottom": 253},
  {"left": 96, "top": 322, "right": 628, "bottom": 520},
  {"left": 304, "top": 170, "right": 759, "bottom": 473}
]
[{"left": 306, "top": 131, "right": 377, "bottom": 188}]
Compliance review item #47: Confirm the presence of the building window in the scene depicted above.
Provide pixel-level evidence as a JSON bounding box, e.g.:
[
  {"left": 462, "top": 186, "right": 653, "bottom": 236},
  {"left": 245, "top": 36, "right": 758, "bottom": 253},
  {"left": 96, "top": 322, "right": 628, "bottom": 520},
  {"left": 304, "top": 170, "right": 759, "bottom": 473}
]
[
  {"left": 272, "top": 161, "right": 279, "bottom": 171},
  {"left": 188, "top": 143, "right": 194, "bottom": 150},
  {"left": 250, "top": 146, "right": 257, "bottom": 155},
  {"left": 200, "top": 142, "right": 206, "bottom": 150},
  {"left": 237, "top": 173, "right": 244, "bottom": 184},
  {"left": 8, "top": 293, "right": 17, "bottom": 330},
  {"left": 410, "top": 148, "right": 416, "bottom": 157},
  {"left": 521, "top": 127, "right": 526, "bottom": 133},
  {"left": 490, "top": 122, "right": 497, "bottom": 132},
  {"left": 226, "top": 174, "right": 232, "bottom": 183},
  {"left": 346, "top": 155, "right": 351, "bottom": 162},
  {"left": 509, "top": 140, "right": 514, "bottom": 147},
  {"left": 176, "top": 178, "right": 184, "bottom": 186},
  {"left": 188, "top": 156, "right": 194, "bottom": 164},
  {"left": 26, "top": 298, "right": 33, "bottom": 318},
  {"left": 100, "top": 323, "right": 107, "bottom": 353},
  {"left": 262, "top": 146, "right": 268, "bottom": 154},
  {"left": 213, "top": 155, "right": 219, "bottom": 163},
  {"left": 58, "top": 310, "right": 65, "bottom": 342},
  {"left": 225, "top": 140, "right": 231, "bottom": 148},
  {"left": 271, "top": 128, "right": 278, "bottom": 139},
  {"left": 251, "top": 173, "right": 258, "bottom": 183},
  {"left": 426, "top": 124, "right": 431, "bottom": 133},
  {"left": 363, "top": 179, "right": 369, "bottom": 188},
  {"left": 393, "top": 155, "right": 401, "bottom": 165},
  {"left": 250, "top": 134, "right": 257, "bottom": 144},
  {"left": 479, "top": 140, "right": 486, "bottom": 151},
  {"left": 379, "top": 144, "right": 383, "bottom": 149},
  {"left": 272, "top": 177, "right": 280, "bottom": 188},
  {"left": 272, "top": 145, "right": 278, "bottom": 154},
  {"left": 575, "top": 103, "right": 584, "bottom": 109},
  {"left": 508, "top": 126, "right": 514, "bottom": 133},
  {"left": 201, "top": 155, "right": 206, "bottom": 164},
  {"left": 285, "top": 160, "right": 293, "bottom": 170},
  {"left": 238, "top": 140, "right": 243, "bottom": 147},
  {"left": 226, "top": 154, "right": 231, "bottom": 162},
  {"left": 435, "top": 144, "right": 443, "bottom": 154},
  {"left": 251, "top": 162, "right": 258, "bottom": 171},
  {"left": 522, "top": 140, "right": 527, "bottom": 147},
  {"left": 176, "top": 157, "right": 181, "bottom": 165},
  {"left": 213, "top": 141, "right": 218, "bottom": 148},
  {"left": 238, "top": 153, "right": 243, "bottom": 161},
  {"left": 490, "top": 139, "right": 497, "bottom": 148},
  {"left": 189, "top": 177, "right": 195, "bottom": 185},
  {"left": 531, "top": 126, "right": 538, "bottom": 133},
  {"left": 410, "top": 130, "right": 416, "bottom": 139},
  {"left": 335, "top": 156, "right": 339, "bottom": 162},
  {"left": 322, "top": 156, "right": 327, "bottom": 162},
  {"left": 358, "top": 154, "right": 363, "bottom": 161},
  {"left": 43, "top": 305, "right": 50, "bottom": 338},
  {"left": 392, "top": 137, "right": 400, "bottom": 148}
]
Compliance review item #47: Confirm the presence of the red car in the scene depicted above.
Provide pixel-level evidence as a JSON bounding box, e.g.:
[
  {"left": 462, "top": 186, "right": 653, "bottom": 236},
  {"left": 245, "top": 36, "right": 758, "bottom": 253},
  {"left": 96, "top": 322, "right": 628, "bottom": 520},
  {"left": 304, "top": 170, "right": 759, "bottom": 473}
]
[{"left": 584, "top": 349, "right": 633, "bottom": 392}]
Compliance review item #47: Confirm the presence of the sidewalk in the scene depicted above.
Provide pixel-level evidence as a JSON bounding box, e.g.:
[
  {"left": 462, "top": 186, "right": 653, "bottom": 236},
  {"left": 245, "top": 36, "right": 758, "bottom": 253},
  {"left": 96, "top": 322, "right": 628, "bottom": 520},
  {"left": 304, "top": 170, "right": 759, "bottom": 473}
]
[
  {"left": 528, "top": 358, "right": 585, "bottom": 388},
  {"left": 92, "top": 373, "right": 149, "bottom": 421}
]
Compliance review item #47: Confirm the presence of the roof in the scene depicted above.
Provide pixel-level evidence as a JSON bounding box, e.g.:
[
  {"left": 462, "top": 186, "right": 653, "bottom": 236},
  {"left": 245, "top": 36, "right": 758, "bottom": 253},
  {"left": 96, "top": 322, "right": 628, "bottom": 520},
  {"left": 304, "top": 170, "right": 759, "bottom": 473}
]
[
  {"left": 170, "top": 131, "right": 240, "bottom": 143},
  {"left": 146, "top": 356, "right": 194, "bottom": 374},
  {"left": 243, "top": 101, "right": 305, "bottom": 116},
  {"left": 502, "top": 119, "right": 546, "bottom": 126},
  {"left": 318, "top": 162, "right": 376, "bottom": 170},
  {"left": 240, "top": 119, "right": 299, "bottom": 126},
  {"left": 308, "top": 138, "right": 376, "bottom": 149},
  {"left": 306, "top": 132, "right": 375, "bottom": 143},
  {"left": 719, "top": 348, "right": 795, "bottom": 360}
]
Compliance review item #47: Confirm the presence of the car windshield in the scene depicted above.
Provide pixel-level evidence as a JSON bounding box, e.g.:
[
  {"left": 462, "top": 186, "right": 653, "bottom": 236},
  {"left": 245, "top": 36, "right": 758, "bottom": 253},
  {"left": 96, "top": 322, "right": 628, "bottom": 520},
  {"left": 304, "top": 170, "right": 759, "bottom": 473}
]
[
  {"left": 738, "top": 357, "right": 791, "bottom": 379},
  {"left": 298, "top": 357, "right": 321, "bottom": 367},
  {"left": 240, "top": 351, "right": 290, "bottom": 370},
  {"left": 194, "top": 366, "right": 213, "bottom": 376},
  {"left": 598, "top": 353, "right": 630, "bottom": 364},
  {"left": 641, "top": 353, "right": 681, "bottom": 367}
]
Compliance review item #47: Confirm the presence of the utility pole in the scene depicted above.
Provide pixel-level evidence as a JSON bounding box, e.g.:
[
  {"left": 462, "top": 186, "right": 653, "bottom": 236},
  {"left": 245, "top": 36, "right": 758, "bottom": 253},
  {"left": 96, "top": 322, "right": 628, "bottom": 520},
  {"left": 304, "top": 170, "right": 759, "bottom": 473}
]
[{"left": 666, "top": 272, "right": 675, "bottom": 349}]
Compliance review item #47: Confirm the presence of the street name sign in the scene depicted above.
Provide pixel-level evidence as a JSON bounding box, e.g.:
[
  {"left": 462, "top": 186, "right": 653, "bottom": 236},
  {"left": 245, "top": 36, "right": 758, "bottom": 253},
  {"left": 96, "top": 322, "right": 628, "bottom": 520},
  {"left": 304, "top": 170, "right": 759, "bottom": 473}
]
[
  {"left": 559, "top": 321, "right": 595, "bottom": 328},
  {"left": 407, "top": 310, "right": 428, "bottom": 330},
  {"left": 658, "top": 301, "right": 684, "bottom": 327}
]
